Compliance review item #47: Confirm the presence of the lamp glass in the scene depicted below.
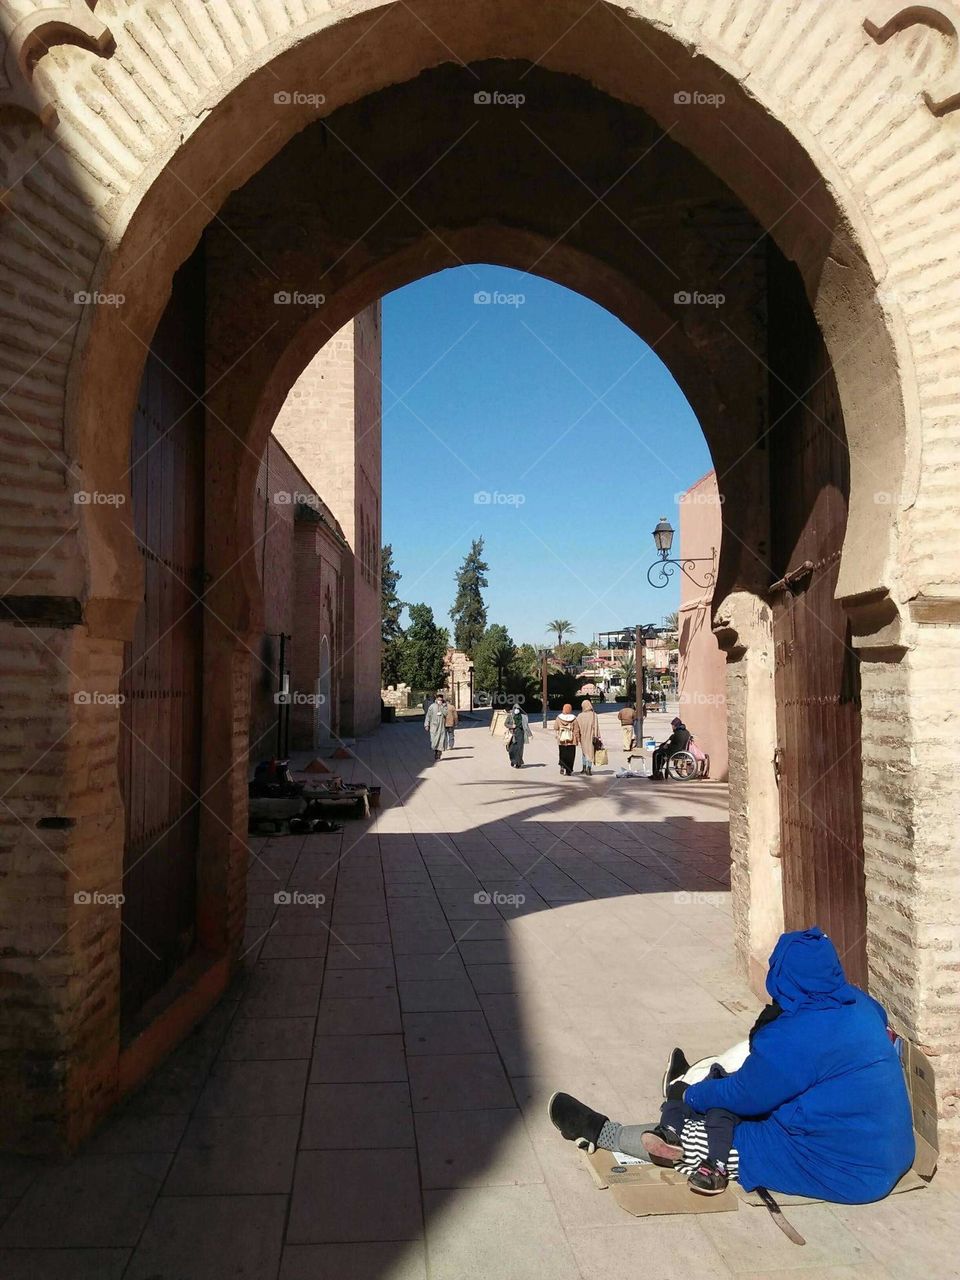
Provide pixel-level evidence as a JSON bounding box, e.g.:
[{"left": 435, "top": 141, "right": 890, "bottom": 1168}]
[{"left": 653, "top": 517, "right": 674, "bottom": 555}]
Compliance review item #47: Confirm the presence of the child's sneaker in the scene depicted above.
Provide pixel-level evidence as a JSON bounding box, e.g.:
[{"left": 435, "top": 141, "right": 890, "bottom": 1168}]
[{"left": 688, "top": 1158, "right": 729, "bottom": 1195}]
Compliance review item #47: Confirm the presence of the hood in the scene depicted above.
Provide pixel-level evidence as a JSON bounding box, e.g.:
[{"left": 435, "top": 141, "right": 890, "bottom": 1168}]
[
  {"left": 765, "top": 927, "right": 858, "bottom": 1014},
  {"left": 557, "top": 713, "right": 577, "bottom": 721}
]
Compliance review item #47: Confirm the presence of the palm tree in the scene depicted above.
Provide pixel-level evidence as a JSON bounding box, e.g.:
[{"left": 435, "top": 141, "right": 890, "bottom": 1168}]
[
  {"left": 616, "top": 654, "right": 636, "bottom": 687},
  {"left": 547, "top": 618, "right": 575, "bottom": 647}
]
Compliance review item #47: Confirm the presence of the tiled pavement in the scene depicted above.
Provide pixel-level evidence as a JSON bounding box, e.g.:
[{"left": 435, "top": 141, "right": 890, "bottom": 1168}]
[{"left": 2, "top": 709, "right": 958, "bottom": 1279}]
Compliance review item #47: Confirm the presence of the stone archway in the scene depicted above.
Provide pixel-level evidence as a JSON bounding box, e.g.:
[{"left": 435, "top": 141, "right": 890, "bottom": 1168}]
[{"left": 2, "top": 0, "right": 958, "bottom": 1154}]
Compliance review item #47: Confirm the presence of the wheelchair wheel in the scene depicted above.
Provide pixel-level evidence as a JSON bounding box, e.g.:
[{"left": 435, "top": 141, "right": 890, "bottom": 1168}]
[{"left": 667, "top": 750, "right": 698, "bottom": 781}]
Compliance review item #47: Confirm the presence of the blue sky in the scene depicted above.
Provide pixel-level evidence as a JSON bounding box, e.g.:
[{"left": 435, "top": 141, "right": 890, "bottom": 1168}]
[{"left": 381, "top": 265, "right": 713, "bottom": 647}]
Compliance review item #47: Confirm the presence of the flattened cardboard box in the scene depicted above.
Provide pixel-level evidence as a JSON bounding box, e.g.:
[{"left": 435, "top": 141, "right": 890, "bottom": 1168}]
[
  {"left": 584, "top": 1148, "right": 738, "bottom": 1216},
  {"left": 583, "top": 1147, "right": 926, "bottom": 1219}
]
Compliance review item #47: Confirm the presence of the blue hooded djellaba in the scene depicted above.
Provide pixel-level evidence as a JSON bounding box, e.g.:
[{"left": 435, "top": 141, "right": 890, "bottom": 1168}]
[{"left": 684, "top": 927, "right": 915, "bottom": 1203}]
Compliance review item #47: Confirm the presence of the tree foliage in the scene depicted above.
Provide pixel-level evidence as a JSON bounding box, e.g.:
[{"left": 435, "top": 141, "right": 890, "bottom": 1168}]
[
  {"left": 474, "top": 623, "right": 516, "bottom": 694},
  {"left": 546, "top": 618, "right": 575, "bottom": 646},
  {"left": 450, "top": 538, "right": 489, "bottom": 655},
  {"left": 399, "top": 603, "right": 449, "bottom": 692},
  {"left": 556, "top": 641, "right": 591, "bottom": 667},
  {"left": 380, "top": 543, "right": 406, "bottom": 686}
]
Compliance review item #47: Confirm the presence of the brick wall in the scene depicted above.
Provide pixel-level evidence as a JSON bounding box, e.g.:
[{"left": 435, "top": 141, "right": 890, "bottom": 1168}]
[
  {"left": 272, "top": 305, "right": 383, "bottom": 737},
  {"left": 249, "top": 437, "right": 345, "bottom": 758}
]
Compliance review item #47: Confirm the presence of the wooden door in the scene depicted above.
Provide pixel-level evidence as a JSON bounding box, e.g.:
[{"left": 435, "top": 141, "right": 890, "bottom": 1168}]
[
  {"left": 767, "top": 248, "right": 868, "bottom": 987},
  {"left": 118, "top": 252, "right": 205, "bottom": 1025}
]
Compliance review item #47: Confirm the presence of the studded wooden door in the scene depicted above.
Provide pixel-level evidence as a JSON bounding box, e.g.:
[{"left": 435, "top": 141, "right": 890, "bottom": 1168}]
[
  {"left": 767, "top": 249, "right": 868, "bottom": 988},
  {"left": 118, "top": 252, "right": 205, "bottom": 1025}
]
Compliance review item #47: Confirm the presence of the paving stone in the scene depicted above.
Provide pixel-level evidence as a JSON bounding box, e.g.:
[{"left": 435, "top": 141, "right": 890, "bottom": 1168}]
[
  {"left": 287, "top": 1150, "right": 421, "bottom": 1244},
  {"left": 398, "top": 976, "right": 480, "bottom": 1012},
  {"left": 403, "top": 1011, "right": 497, "bottom": 1056},
  {"left": 323, "top": 968, "right": 399, "bottom": 998},
  {"left": 85, "top": 1110, "right": 189, "bottom": 1155},
  {"left": 239, "top": 982, "right": 323, "bottom": 1019},
  {"left": 0, "top": 1249, "right": 131, "bottom": 1279},
  {"left": 164, "top": 1114, "right": 300, "bottom": 1195},
  {"left": 219, "top": 1016, "right": 315, "bottom": 1060},
  {"left": 315, "top": 995, "right": 402, "bottom": 1036},
  {"left": 0, "top": 1153, "right": 170, "bottom": 1248},
  {"left": 423, "top": 1184, "right": 579, "bottom": 1280},
  {"left": 415, "top": 1107, "right": 542, "bottom": 1187},
  {"left": 280, "top": 1241, "right": 427, "bottom": 1280},
  {"left": 395, "top": 952, "right": 467, "bottom": 981},
  {"left": 408, "top": 1054, "right": 514, "bottom": 1111},
  {"left": 390, "top": 928, "right": 455, "bottom": 954},
  {"left": 327, "top": 943, "right": 395, "bottom": 969},
  {"left": 195, "top": 1059, "right": 308, "bottom": 1117},
  {"left": 126, "top": 1194, "right": 286, "bottom": 1279},
  {"left": 260, "top": 930, "right": 330, "bottom": 958},
  {"left": 301, "top": 1082, "right": 414, "bottom": 1149},
  {"left": 310, "top": 1033, "right": 408, "bottom": 1082}
]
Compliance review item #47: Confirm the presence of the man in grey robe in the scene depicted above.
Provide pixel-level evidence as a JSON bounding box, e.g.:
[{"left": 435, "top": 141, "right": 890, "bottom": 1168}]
[{"left": 425, "top": 692, "right": 448, "bottom": 760}]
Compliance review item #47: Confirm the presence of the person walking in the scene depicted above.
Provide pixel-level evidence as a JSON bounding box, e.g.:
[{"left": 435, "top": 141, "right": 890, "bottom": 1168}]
[
  {"left": 575, "top": 698, "right": 601, "bottom": 775},
  {"left": 617, "top": 703, "right": 636, "bottom": 752},
  {"left": 554, "top": 703, "right": 578, "bottom": 776},
  {"left": 504, "top": 703, "right": 532, "bottom": 768},
  {"left": 424, "top": 692, "right": 447, "bottom": 761},
  {"left": 444, "top": 699, "right": 458, "bottom": 750}
]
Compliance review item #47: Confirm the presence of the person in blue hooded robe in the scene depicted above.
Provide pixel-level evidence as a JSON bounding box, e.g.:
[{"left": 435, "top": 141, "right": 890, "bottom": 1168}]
[{"left": 548, "top": 927, "right": 916, "bottom": 1204}]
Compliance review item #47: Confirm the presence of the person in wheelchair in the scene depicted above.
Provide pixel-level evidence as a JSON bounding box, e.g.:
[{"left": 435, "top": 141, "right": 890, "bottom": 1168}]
[{"left": 649, "top": 716, "right": 691, "bottom": 780}]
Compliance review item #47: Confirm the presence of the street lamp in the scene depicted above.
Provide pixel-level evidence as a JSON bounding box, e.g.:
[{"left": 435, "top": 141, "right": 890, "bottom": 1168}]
[{"left": 647, "top": 516, "right": 717, "bottom": 590}]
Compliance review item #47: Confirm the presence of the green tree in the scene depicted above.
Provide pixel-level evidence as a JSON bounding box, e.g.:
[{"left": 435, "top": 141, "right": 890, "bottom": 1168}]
[
  {"left": 515, "top": 643, "right": 543, "bottom": 680},
  {"left": 547, "top": 618, "right": 575, "bottom": 647},
  {"left": 616, "top": 654, "right": 637, "bottom": 700},
  {"left": 474, "top": 623, "right": 516, "bottom": 694},
  {"left": 380, "top": 544, "right": 406, "bottom": 686},
  {"left": 399, "top": 603, "right": 449, "bottom": 692},
  {"left": 556, "top": 640, "right": 591, "bottom": 667},
  {"left": 450, "top": 537, "right": 489, "bottom": 655}
]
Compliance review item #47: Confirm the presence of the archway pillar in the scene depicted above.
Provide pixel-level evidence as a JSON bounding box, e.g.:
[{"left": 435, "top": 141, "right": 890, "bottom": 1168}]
[
  {"left": 714, "top": 592, "right": 783, "bottom": 993},
  {"left": 849, "top": 596, "right": 960, "bottom": 1155}
]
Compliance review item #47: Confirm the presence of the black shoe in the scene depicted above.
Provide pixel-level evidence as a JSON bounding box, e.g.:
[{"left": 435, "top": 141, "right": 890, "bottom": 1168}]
[
  {"left": 548, "top": 1091, "right": 608, "bottom": 1154},
  {"left": 661, "top": 1046, "right": 690, "bottom": 1097},
  {"left": 689, "top": 1158, "right": 729, "bottom": 1195}
]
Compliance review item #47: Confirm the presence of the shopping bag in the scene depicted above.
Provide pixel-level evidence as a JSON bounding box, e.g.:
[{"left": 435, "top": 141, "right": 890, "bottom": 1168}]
[{"left": 594, "top": 747, "right": 608, "bottom": 766}]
